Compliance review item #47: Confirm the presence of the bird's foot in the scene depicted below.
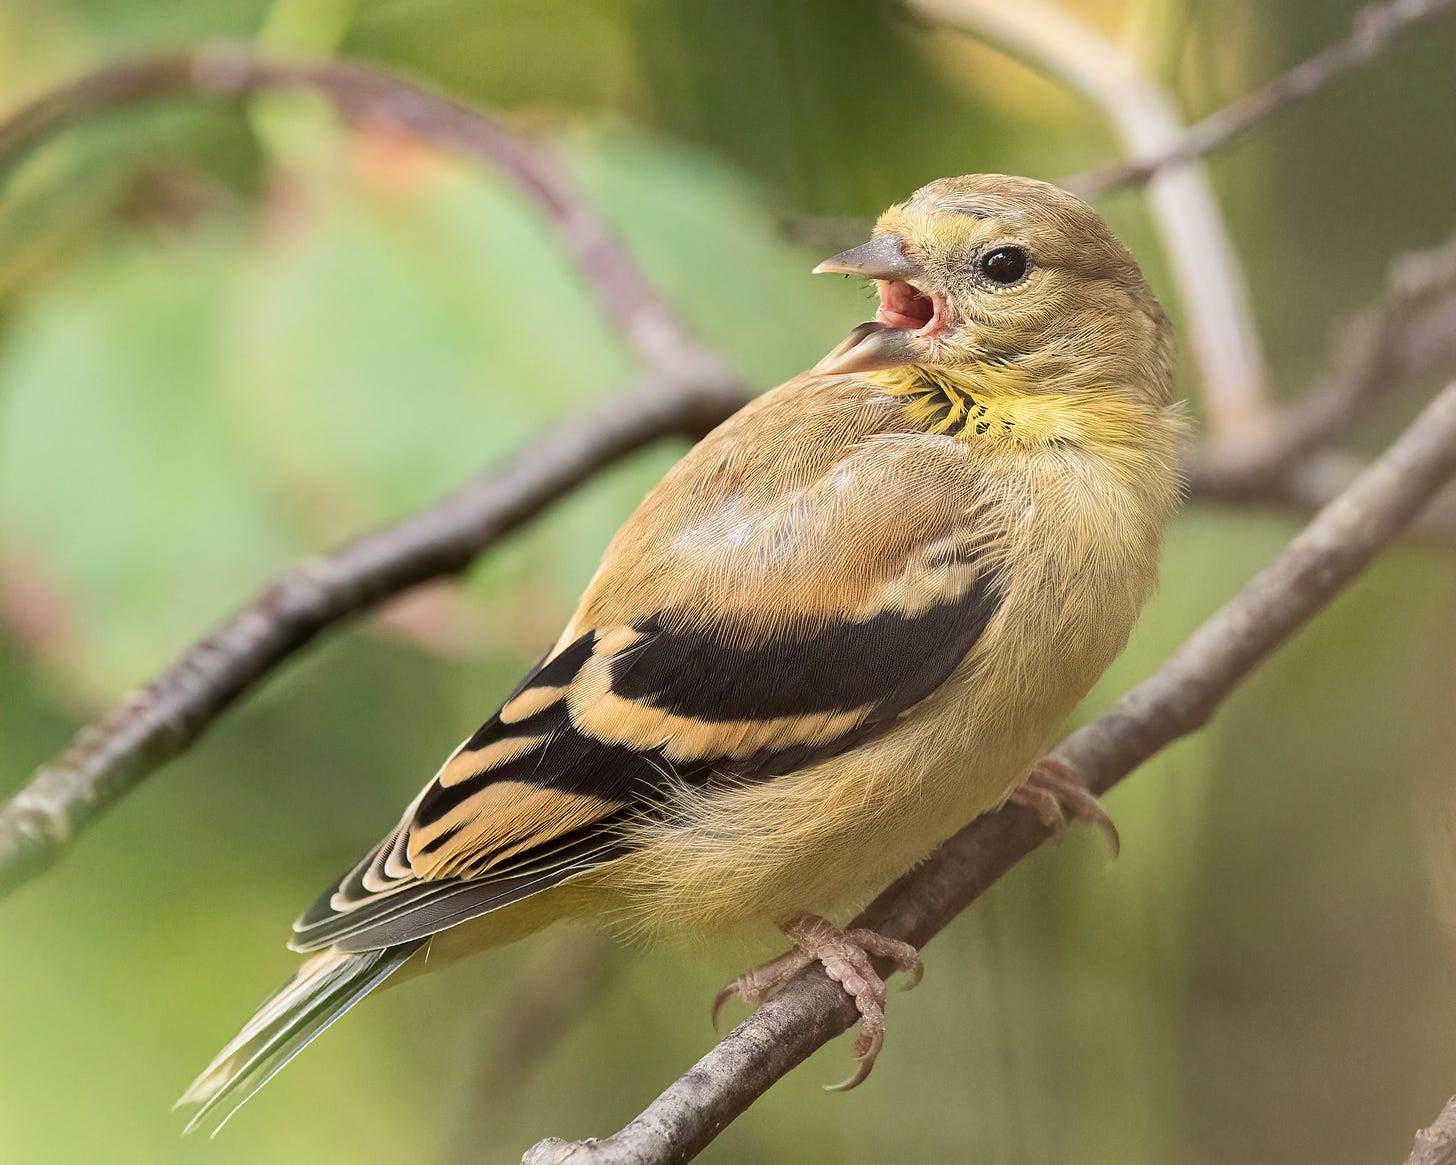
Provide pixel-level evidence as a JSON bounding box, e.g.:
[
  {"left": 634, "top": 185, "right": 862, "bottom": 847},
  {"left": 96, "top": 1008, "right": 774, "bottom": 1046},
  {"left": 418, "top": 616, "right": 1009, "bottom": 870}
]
[
  {"left": 711, "top": 913, "right": 922, "bottom": 1091},
  {"left": 1010, "top": 756, "right": 1119, "bottom": 855}
]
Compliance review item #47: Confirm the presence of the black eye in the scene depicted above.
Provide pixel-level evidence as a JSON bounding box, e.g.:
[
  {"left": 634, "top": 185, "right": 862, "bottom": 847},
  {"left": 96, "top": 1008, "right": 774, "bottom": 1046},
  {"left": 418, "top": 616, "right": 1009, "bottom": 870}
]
[{"left": 977, "top": 245, "right": 1030, "bottom": 287}]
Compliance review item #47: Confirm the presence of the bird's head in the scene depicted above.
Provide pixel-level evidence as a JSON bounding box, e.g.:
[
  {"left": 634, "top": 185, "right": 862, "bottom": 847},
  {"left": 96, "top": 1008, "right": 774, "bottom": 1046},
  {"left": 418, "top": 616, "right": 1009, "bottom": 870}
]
[{"left": 813, "top": 174, "right": 1172, "bottom": 405}]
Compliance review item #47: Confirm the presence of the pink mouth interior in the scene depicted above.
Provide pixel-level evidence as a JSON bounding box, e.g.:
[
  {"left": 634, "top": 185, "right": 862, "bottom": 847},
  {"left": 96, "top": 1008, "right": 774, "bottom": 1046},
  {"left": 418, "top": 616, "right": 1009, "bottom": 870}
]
[{"left": 876, "top": 280, "right": 944, "bottom": 335}]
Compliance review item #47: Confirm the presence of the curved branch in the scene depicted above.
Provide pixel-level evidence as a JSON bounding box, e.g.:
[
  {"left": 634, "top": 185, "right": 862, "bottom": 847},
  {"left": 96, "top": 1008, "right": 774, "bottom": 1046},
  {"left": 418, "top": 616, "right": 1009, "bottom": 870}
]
[
  {"left": 523, "top": 375, "right": 1456, "bottom": 1165},
  {"left": 0, "top": 376, "right": 747, "bottom": 898},
  {"left": 0, "top": 42, "right": 719, "bottom": 381},
  {"left": 1074, "top": 0, "right": 1456, "bottom": 197},
  {"left": 907, "top": 0, "right": 1271, "bottom": 446},
  {"left": 790, "top": 0, "right": 1456, "bottom": 278},
  {"left": 0, "top": 44, "right": 752, "bottom": 897},
  {"left": 1187, "top": 232, "right": 1456, "bottom": 496}
]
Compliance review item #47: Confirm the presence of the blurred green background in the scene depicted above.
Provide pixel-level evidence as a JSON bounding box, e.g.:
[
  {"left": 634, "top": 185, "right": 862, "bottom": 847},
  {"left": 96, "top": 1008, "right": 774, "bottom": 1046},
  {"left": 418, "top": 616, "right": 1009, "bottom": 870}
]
[{"left": 2, "top": 1, "right": 1455, "bottom": 1162}]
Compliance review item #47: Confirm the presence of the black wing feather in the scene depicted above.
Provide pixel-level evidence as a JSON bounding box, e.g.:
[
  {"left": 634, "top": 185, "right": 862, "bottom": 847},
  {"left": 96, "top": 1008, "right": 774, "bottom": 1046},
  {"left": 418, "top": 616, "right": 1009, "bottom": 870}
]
[{"left": 292, "top": 550, "right": 1004, "bottom": 954}]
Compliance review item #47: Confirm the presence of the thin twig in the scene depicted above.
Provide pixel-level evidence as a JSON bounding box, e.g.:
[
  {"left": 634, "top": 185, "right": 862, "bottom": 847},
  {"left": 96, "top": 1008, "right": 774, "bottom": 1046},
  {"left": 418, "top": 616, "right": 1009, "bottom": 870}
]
[
  {"left": 1188, "top": 233, "right": 1456, "bottom": 496},
  {"left": 0, "top": 376, "right": 747, "bottom": 898},
  {"left": 790, "top": 0, "right": 1456, "bottom": 264},
  {"left": 523, "top": 377, "right": 1456, "bottom": 1165},
  {"left": 1194, "top": 450, "right": 1456, "bottom": 547},
  {"left": 4, "top": 38, "right": 1453, "bottom": 1157},
  {"left": 0, "top": 42, "right": 719, "bottom": 381},
  {"left": 0, "top": 44, "right": 751, "bottom": 896},
  {"left": 1075, "top": 0, "right": 1456, "bottom": 197},
  {"left": 907, "top": 0, "right": 1271, "bottom": 446}
]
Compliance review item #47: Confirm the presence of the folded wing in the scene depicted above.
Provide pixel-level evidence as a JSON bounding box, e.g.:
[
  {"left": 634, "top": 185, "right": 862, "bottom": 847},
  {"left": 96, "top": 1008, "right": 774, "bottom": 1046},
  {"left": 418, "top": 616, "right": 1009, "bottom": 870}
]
[{"left": 292, "top": 381, "right": 1009, "bottom": 955}]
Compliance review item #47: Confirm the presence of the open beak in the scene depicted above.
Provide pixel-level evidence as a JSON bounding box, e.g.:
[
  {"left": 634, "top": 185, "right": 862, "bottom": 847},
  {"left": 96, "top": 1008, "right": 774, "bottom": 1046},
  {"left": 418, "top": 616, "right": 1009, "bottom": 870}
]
[{"left": 811, "top": 233, "right": 950, "bottom": 375}]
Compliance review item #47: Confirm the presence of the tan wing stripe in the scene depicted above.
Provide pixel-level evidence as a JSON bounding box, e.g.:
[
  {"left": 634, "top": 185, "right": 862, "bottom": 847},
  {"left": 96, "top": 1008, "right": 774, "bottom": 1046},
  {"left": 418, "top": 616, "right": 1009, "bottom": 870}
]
[
  {"left": 499, "top": 685, "right": 568, "bottom": 724},
  {"left": 436, "top": 734, "right": 549, "bottom": 787},
  {"left": 407, "top": 781, "right": 623, "bottom": 880}
]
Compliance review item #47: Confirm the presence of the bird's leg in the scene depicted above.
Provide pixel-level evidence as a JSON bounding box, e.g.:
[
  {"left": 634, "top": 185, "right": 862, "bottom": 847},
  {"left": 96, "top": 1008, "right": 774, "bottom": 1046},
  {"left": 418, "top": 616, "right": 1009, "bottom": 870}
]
[
  {"left": 711, "top": 914, "right": 923, "bottom": 1091},
  {"left": 1009, "top": 756, "right": 1120, "bottom": 855}
]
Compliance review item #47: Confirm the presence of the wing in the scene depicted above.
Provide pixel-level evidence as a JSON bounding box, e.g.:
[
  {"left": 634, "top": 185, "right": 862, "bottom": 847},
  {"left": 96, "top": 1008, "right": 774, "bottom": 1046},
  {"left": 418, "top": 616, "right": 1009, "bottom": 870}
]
[{"left": 292, "top": 376, "right": 1011, "bottom": 954}]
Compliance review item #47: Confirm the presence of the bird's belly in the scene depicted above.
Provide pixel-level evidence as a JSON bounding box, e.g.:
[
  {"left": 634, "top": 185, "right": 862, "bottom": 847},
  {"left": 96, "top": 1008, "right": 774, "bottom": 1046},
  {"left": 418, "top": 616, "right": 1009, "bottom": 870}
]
[
  {"left": 597, "top": 615, "right": 1116, "bottom": 941},
  {"left": 594, "top": 466, "right": 1160, "bottom": 942}
]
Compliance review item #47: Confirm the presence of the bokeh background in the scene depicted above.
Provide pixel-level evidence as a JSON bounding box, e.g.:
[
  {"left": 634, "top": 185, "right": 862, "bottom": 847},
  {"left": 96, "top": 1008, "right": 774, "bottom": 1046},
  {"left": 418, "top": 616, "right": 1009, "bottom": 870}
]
[{"left": 2, "top": 2, "right": 1456, "bottom": 1162}]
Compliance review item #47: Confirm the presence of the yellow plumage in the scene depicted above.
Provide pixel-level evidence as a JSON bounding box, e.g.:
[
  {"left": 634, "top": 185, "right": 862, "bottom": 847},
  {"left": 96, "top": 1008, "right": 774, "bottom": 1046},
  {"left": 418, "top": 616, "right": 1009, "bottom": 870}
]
[{"left": 179, "top": 173, "right": 1184, "bottom": 1128}]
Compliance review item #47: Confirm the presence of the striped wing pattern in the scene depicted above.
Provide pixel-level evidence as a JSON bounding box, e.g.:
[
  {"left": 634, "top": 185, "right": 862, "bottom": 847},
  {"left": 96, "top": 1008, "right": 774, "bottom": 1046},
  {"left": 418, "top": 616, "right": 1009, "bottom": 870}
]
[{"left": 291, "top": 570, "right": 1002, "bottom": 955}]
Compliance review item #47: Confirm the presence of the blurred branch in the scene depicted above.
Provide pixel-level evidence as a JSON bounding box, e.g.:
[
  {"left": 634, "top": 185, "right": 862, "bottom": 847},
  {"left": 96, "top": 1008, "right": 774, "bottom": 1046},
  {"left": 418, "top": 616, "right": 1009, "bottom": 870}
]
[
  {"left": 791, "top": 0, "right": 1456, "bottom": 348},
  {"left": 0, "top": 375, "right": 747, "bottom": 899},
  {"left": 448, "top": 933, "right": 620, "bottom": 1163},
  {"left": 0, "top": 42, "right": 722, "bottom": 382},
  {"left": 1406, "top": 1095, "right": 1456, "bottom": 1165},
  {"left": 0, "top": 42, "right": 758, "bottom": 897},
  {"left": 907, "top": 0, "right": 1271, "bottom": 446},
  {"left": 4, "top": 37, "right": 1454, "bottom": 1159},
  {"left": 523, "top": 376, "right": 1456, "bottom": 1165},
  {"left": 1188, "top": 230, "right": 1456, "bottom": 498},
  {"left": 1074, "top": 0, "right": 1456, "bottom": 197},
  {"left": 1202, "top": 450, "right": 1456, "bottom": 548}
]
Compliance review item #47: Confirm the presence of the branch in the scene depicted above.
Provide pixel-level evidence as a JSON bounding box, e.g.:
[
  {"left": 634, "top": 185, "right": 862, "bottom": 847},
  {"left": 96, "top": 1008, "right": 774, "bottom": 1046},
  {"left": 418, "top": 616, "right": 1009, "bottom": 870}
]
[
  {"left": 0, "top": 42, "right": 719, "bottom": 381},
  {"left": 1187, "top": 231, "right": 1456, "bottom": 496},
  {"left": 0, "top": 376, "right": 746, "bottom": 898},
  {"left": 1406, "top": 1095, "right": 1456, "bottom": 1165},
  {"left": 1074, "top": 0, "right": 1456, "bottom": 197},
  {"left": 0, "top": 44, "right": 754, "bottom": 896},
  {"left": 523, "top": 375, "right": 1456, "bottom": 1165},
  {"left": 447, "top": 933, "right": 621, "bottom": 1162},
  {"left": 791, "top": 0, "right": 1455, "bottom": 344},
  {"left": 1195, "top": 450, "right": 1456, "bottom": 548},
  {"left": 6, "top": 38, "right": 1454, "bottom": 1157},
  {"left": 906, "top": 0, "right": 1271, "bottom": 446}
]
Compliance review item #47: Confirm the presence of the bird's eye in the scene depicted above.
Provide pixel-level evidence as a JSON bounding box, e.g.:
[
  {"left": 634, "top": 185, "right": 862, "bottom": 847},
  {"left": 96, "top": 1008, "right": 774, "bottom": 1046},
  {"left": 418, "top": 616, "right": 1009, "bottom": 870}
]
[{"left": 976, "top": 245, "right": 1031, "bottom": 288}]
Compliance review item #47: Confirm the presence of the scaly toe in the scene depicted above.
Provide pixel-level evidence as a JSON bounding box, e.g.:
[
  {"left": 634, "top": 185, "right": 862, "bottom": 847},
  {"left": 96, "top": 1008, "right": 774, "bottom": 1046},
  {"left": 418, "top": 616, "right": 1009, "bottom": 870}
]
[
  {"left": 710, "top": 947, "right": 815, "bottom": 1033},
  {"left": 714, "top": 915, "right": 923, "bottom": 1088},
  {"left": 844, "top": 928, "right": 923, "bottom": 989},
  {"left": 1012, "top": 757, "right": 1120, "bottom": 857},
  {"left": 778, "top": 914, "right": 918, "bottom": 1090}
]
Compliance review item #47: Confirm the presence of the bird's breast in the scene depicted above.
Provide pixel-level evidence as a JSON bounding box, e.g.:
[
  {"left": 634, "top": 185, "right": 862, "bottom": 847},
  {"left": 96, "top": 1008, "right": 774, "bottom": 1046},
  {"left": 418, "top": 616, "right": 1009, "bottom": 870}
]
[{"left": 593, "top": 424, "right": 1179, "bottom": 942}]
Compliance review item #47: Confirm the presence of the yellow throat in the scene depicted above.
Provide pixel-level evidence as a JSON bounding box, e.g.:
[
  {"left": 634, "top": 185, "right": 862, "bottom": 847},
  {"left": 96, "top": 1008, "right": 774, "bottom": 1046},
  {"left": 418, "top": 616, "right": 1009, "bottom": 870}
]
[{"left": 868, "top": 364, "right": 1154, "bottom": 458}]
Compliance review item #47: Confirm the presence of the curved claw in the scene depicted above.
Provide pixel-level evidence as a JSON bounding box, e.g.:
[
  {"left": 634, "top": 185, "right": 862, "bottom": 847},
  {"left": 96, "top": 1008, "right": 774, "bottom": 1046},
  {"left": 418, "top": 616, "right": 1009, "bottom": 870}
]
[
  {"left": 1085, "top": 802, "right": 1121, "bottom": 857},
  {"left": 709, "top": 945, "right": 816, "bottom": 1034},
  {"left": 1011, "top": 757, "right": 1120, "bottom": 857},
  {"left": 823, "top": 1027, "right": 884, "bottom": 1092},
  {"left": 709, "top": 983, "right": 738, "bottom": 1034}
]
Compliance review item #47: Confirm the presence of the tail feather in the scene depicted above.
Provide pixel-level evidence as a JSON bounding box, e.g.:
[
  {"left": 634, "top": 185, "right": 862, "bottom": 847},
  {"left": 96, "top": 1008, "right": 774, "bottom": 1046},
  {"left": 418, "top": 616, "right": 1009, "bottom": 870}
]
[{"left": 177, "top": 941, "right": 424, "bottom": 1135}]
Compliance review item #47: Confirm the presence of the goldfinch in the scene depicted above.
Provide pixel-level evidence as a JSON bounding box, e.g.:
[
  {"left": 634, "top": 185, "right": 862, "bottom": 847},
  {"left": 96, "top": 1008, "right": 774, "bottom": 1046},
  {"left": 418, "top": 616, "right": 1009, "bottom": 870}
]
[{"left": 179, "top": 173, "right": 1183, "bottom": 1127}]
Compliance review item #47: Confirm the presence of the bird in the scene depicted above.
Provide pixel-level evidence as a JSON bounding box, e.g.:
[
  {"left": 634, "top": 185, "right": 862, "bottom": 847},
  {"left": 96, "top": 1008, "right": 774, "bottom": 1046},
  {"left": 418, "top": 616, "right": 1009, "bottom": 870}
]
[{"left": 177, "top": 173, "right": 1184, "bottom": 1129}]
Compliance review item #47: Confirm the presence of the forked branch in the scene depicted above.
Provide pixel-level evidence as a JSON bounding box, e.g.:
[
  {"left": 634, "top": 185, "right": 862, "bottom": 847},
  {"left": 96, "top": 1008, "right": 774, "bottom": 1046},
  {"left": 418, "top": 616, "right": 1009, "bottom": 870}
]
[{"left": 1074, "top": 0, "right": 1456, "bottom": 196}]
